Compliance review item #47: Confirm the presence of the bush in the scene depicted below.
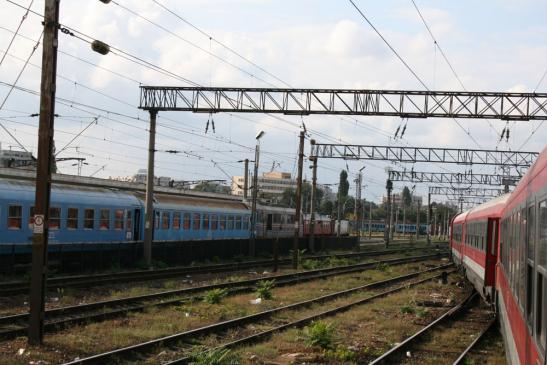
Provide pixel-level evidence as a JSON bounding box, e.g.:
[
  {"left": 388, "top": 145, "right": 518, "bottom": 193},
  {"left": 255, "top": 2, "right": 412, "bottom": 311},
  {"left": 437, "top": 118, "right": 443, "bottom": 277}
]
[
  {"left": 326, "top": 346, "right": 357, "bottom": 361},
  {"left": 301, "top": 259, "right": 321, "bottom": 270},
  {"left": 189, "top": 347, "right": 240, "bottom": 365},
  {"left": 203, "top": 288, "right": 228, "bottom": 304},
  {"left": 376, "top": 262, "right": 390, "bottom": 272},
  {"left": 255, "top": 279, "right": 275, "bottom": 300},
  {"left": 400, "top": 305, "right": 415, "bottom": 314},
  {"left": 303, "top": 321, "right": 335, "bottom": 349}
]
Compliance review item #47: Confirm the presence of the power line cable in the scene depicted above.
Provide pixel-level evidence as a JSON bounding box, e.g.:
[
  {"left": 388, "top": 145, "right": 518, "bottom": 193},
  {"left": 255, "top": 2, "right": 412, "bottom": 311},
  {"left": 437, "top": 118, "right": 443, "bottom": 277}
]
[{"left": 0, "top": 0, "right": 33, "bottom": 67}]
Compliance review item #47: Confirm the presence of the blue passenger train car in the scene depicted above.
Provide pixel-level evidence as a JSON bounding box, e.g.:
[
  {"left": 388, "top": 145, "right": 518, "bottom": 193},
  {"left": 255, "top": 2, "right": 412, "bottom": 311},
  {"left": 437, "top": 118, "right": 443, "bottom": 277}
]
[{"left": 0, "top": 178, "right": 251, "bottom": 249}]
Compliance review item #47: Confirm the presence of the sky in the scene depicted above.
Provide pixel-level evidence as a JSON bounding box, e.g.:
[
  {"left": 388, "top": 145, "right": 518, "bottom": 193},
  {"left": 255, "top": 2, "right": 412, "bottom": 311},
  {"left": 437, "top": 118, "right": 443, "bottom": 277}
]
[{"left": 0, "top": 0, "right": 545, "bottom": 205}]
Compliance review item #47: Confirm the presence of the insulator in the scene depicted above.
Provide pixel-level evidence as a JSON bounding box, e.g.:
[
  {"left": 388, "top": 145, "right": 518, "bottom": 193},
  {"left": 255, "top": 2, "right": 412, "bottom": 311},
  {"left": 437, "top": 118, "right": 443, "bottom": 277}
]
[
  {"left": 99, "top": 0, "right": 111, "bottom": 3},
  {"left": 91, "top": 40, "right": 110, "bottom": 55}
]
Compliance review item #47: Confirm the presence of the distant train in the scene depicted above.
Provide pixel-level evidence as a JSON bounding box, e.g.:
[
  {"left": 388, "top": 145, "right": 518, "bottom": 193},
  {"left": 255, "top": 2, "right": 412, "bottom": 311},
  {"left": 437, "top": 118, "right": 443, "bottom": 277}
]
[
  {"left": 361, "top": 221, "right": 428, "bottom": 234},
  {"left": 451, "top": 146, "right": 547, "bottom": 365},
  {"left": 0, "top": 175, "right": 349, "bottom": 251}
]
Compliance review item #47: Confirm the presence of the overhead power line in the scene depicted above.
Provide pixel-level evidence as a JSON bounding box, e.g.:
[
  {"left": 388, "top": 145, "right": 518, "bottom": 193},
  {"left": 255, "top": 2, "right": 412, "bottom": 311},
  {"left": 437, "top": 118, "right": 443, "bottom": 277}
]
[{"left": 0, "top": 0, "right": 33, "bottom": 67}]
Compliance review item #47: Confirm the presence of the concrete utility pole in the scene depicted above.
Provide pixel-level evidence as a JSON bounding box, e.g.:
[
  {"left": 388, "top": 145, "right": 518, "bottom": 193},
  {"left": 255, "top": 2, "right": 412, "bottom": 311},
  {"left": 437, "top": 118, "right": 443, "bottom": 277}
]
[
  {"left": 29, "top": 0, "right": 60, "bottom": 345},
  {"left": 402, "top": 205, "right": 406, "bottom": 237},
  {"left": 293, "top": 130, "right": 305, "bottom": 269},
  {"left": 368, "top": 201, "right": 372, "bottom": 239},
  {"left": 250, "top": 131, "right": 265, "bottom": 257},
  {"left": 143, "top": 110, "right": 157, "bottom": 267},
  {"left": 309, "top": 156, "right": 317, "bottom": 253},
  {"left": 337, "top": 187, "right": 342, "bottom": 237},
  {"left": 416, "top": 200, "right": 421, "bottom": 241},
  {"left": 354, "top": 169, "right": 363, "bottom": 240},
  {"left": 384, "top": 179, "right": 393, "bottom": 248},
  {"left": 243, "top": 158, "right": 249, "bottom": 200},
  {"left": 427, "top": 192, "right": 432, "bottom": 245}
]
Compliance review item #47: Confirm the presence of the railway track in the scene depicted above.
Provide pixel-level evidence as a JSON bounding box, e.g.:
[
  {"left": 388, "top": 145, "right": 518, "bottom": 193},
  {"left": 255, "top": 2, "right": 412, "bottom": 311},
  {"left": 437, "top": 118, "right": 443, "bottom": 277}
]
[
  {"left": 0, "top": 244, "right": 446, "bottom": 296},
  {"left": 0, "top": 252, "right": 447, "bottom": 340},
  {"left": 369, "top": 291, "right": 496, "bottom": 365},
  {"left": 61, "top": 262, "right": 454, "bottom": 365}
]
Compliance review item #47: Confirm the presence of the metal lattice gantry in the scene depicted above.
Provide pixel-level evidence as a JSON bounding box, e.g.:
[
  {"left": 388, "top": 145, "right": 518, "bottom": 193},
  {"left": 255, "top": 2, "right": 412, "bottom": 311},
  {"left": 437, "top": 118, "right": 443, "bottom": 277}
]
[
  {"left": 429, "top": 186, "right": 506, "bottom": 197},
  {"left": 388, "top": 170, "right": 521, "bottom": 186},
  {"left": 139, "top": 86, "right": 547, "bottom": 120},
  {"left": 309, "top": 143, "right": 539, "bottom": 168}
]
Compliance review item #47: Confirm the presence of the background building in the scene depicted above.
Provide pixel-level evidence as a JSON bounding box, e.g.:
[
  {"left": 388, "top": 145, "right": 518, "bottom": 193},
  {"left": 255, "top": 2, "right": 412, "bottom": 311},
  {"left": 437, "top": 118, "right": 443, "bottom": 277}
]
[{"left": 232, "top": 171, "right": 296, "bottom": 201}]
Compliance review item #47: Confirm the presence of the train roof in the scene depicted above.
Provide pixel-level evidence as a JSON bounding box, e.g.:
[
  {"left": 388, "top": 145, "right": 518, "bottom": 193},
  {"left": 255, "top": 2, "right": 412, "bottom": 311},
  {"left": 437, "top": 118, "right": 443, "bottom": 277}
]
[
  {"left": 0, "top": 168, "right": 243, "bottom": 202},
  {"left": 453, "top": 193, "right": 510, "bottom": 223},
  {"left": 0, "top": 178, "right": 141, "bottom": 206},
  {"left": 146, "top": 192, "right": 249, "bottom": 213},
  {"left": 504, "top": 146, "right": 547, "bottom": 213}
]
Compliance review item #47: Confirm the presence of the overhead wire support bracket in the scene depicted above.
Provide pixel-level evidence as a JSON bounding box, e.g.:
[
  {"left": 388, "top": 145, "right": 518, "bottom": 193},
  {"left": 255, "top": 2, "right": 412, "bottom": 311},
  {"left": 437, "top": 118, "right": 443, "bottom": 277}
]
[
  {"left": 139, "top": 86, "right": 547, "bottom": 121},
  {"left": 308, "top": 143, "right": 539, "bottom": 168}
]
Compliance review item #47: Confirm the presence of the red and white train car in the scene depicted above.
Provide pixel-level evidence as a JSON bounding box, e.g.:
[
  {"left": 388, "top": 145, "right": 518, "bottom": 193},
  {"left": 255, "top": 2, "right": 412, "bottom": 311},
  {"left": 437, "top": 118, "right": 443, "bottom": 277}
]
[
  {"left": 497, "top": 147, "right": 547, "bottom": 365},
  {"left": 450, "top": 146, "right": 547, "bottom": 365},
  {"left": 451, "top": 194, "right": 509, "bottom": 302}
]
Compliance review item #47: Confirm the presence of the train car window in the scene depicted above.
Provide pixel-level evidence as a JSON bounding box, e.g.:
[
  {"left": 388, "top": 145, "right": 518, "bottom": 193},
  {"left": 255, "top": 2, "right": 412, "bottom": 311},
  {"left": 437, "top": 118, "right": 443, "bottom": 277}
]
[
  {"left": 49, "top": 207, "right": 61, "bottom": 230},
  {"left": 67, "top": 208, "right": 78, "bottom": 230},
  {"left": 28, "top": 206, "right": 35, "bottom": 229},
  {"left": 537, "top": 274, "right": 545, "bottom": 354},
  {"left": 84, "top": 209, "right": 94, "bottom": 229},
  {"left": 7, "top": 205, "right": 22, "bottom": 229},
  {"left": 154, "top": 211, "right": 160, "bottom": 230},
  {"left": 227, "top": 215, "right": 234, "bottom": 230},
  {"left": 211, "top": 214, "right": 217, "bottom": 230},
  {"left": 219, "top": 215, "right": 225, "bottom": 230},
  {"left": 235, "top": 216, "right": 242, "bottom": 230},
  {"left": 126, "top": 210, "right": 132, "bottom": 231},
  {"left": 527, "top": 263, "right": 534, "bottom": 327},
  {"left": 192, "top": 213, "right": 201, "bottom": 230},
  {"left": 243, "top": 216, "right": 249, "bottom": 230},
  {"left": 539, "top": 200, "right": 547, "bottom": 269},
  {"left": 203, "top": 214, "right": 209, "bottom": 230},
  {"left": 183, "top": 213, "right": 190, "bottom": 230},
  {"left": 162, "top": 211, "right": 170, "bottom": 230},
  {"left": 173, "top": 212, "right": 181, "bottom": 230},
  {"left": 99, "top": 209, "right": 110, "bottom": 230},
  {"left": 114, "top": 209, "right": 124, "bottom": 231},
  {"left": 528, "top": 205, "right": 535, "bottom": 262}
]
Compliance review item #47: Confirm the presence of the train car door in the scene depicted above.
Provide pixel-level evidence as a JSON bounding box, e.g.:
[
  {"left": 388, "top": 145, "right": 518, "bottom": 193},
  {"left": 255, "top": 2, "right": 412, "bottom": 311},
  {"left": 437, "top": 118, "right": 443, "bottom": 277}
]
[
  {"left": 485, "top": 218, "right": 498, "bottom": 288},
  {"left": 133, "top": 209, "right": 141, "bottom": 241}
]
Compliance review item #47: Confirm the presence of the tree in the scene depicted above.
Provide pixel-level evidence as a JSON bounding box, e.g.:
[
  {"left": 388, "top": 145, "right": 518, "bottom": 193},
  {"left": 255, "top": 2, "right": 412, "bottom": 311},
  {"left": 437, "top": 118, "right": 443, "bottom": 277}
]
[
  {"left": 402, "top": 186, "right": 412, "bottom": 207},
  {"left": 280, "top": 187, "right": 296, "bottom": 207},
  {"left": 318, "top": 200, "right": 334, "bottom": 216},
  {"left": 338, "top": 170, "right": 349, "bottom": 201},
  {"left": 193, "top": 181, "right": 231, "bottom": 194}
]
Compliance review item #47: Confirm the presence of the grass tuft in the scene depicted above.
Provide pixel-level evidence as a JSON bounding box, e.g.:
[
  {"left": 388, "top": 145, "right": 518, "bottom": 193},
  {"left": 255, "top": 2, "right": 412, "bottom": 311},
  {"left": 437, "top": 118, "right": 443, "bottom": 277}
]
[
  {"left": 203, "top": 288, "right": 228, "bottom": 304},
  {"left": 303, "top": 321, "right": 335, "bottom": 349}
]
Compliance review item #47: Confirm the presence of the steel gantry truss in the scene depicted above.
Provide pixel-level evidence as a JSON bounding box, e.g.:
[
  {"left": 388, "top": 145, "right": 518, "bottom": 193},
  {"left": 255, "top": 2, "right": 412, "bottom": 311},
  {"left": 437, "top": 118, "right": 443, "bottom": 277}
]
[
  {"left": 388, "top": 170, "right": 520, "bottom": 186},
  {"left": 429, "top": 186, "right": 506, "bottom": 197},
  {"left": 139, "top": 86, "right": 547, "bottom": 120},
  {"left": 309, "top": 143, "right": 539, "bottom": 167}
]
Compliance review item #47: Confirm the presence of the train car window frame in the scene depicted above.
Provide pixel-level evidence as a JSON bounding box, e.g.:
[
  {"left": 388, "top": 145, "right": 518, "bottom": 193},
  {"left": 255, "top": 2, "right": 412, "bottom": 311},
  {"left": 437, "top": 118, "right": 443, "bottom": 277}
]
[
  {"left": 203, "top": 213, "right": 209, "bottom": 231},
  {"left": 173, "top": 212, "right": 181, "bottom": 230},
  {"left": 28, "top": 206, "right": 35, "bottom": 229},
  {"left": 84, "top": 208, "right": 94, "bottom": 230},
  {"left": 67, "top": 207, "right": 79, "bottom": 230},
  {"left": 49, "top": 207, "right": 61, "bottom": 230},
  {"left": 211, "top": 214, "right": 218, "bottom": 230},
  {"left": 219, "top": 215, "right": 225, "bottom": 230},
  {"left": 7, "top": 204, "right": 22, "bottom": 230},
  {"left": 114, "top": 209, "right": 124, "bottom": 231},
  {"left": 539, "top": 200, "right": 547, "bottom": 270},
  {"left": 183, "top": 213, "right": 190, "bottom": 230},
  {"left": 537, "top": 273, "right": 546, "bottom": 355},
  {"left": 192, "top": 213, "right": 201, "bottom": 230},
  {"left": 162, "top": 211, "right": 170, "bottom": 230},
  {"left": 99, "top": 208, "right": 110, "bottom": 230},
  {"left": 126, "top": 210, "right": 132, "bottom": 232}
]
